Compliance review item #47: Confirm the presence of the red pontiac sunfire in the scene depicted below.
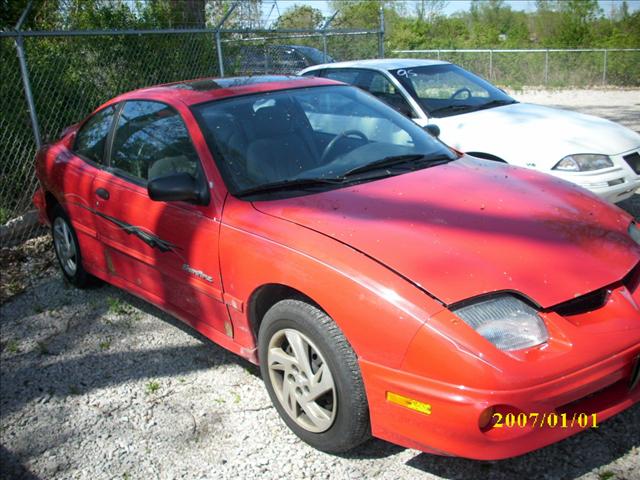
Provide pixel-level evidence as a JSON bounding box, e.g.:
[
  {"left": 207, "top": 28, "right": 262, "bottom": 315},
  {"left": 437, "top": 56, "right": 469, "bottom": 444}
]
[{"left": 34, "top": 76, "right": 640, "bottom": 460}]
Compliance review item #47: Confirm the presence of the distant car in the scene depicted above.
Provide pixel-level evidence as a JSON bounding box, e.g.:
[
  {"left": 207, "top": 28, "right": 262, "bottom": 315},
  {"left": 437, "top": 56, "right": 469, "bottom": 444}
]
[
  {"left": 34, "top": 75, "right": 640, "bottom": 460},
  {"left": 300, "top": 59, "right": 640, "bottom": 203},
  {"left": 234, "top": 45, "right": 334, "bottom": 75}
]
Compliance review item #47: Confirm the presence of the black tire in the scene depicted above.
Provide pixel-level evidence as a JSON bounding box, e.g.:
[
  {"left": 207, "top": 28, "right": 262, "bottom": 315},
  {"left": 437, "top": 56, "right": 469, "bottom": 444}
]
[
  {"left": 50, "top": 205, "right": 93, "bottom": 288},
  {"left": 258, "top": 299, "right": 370, "bottom": 453}
]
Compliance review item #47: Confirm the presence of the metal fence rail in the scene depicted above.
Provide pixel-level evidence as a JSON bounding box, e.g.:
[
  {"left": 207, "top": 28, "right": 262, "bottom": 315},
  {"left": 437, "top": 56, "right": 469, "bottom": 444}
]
[
  {"left": 392, "top": 48, "right": 640, "bottom": 87},
  {"left": 0, "top": 7, "right": 382, "bottom": 246}
]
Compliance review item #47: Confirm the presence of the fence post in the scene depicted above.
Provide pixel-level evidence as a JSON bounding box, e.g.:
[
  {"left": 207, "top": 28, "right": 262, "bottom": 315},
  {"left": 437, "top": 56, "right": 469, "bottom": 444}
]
[
  {"left": 14, "top": 1, "right": 41, "bottom": 149},
  {"left": 378, "top": 5, "right": 385, "bottom": 58},
  {"left": 321, "top": 11, "right": 339, "bottom": 63},
  {"left": 602, "top": 49, "right": 608, "bottom": 86},
  {"left": 215, "top": 2, "right": 238, "bottom": 77},
  {"left": 489, "top": 49, "right": 493, "bottom": 80},
  {"left": 544, "top": 49, "right": 549, "bottom": 86}
]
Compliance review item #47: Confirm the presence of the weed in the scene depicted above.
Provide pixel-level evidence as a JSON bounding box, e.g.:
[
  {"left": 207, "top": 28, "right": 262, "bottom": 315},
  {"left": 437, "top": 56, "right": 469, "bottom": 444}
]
[
  {"left": 107, "top": 297, "right": 130, "bottom": 316},
  {"left": 6, "top": 340, "right": 19, "bottom": 354},
  {"left": 599, "top": 472, "right": 616, "bottom": 480},
  {"left": 146, "top": 381, "right": 160, "bottom": 394},
  {"left": 99, "top": 339, "right": 111, "bottom": 350}
]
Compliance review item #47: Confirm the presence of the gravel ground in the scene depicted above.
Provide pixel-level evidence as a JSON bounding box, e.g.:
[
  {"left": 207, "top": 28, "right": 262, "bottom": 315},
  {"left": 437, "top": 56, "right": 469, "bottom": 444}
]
[{"left": 2, "top": 91, "right": 640, "bottom": 480}]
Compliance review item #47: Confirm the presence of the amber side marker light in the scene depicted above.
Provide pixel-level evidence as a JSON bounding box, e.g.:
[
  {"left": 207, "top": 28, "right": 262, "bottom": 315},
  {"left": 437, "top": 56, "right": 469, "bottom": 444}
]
[{"left": 386, "top": 392, "right": 432, "bottom": 415}]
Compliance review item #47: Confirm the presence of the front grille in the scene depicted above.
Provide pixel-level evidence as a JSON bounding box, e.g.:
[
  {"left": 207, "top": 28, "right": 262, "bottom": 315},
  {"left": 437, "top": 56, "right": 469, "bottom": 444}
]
[
  {"left": 553, "top": 288, "right": 610, "bottom": 316},
  {"left": 623, "top": 151, "right": 640, "bottom": 174}
]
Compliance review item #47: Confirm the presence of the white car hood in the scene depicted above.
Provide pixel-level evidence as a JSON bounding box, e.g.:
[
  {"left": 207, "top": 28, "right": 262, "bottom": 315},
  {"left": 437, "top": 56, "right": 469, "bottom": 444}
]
[{"left": 435, "top": 103, "right": 640, "bottom": 169}]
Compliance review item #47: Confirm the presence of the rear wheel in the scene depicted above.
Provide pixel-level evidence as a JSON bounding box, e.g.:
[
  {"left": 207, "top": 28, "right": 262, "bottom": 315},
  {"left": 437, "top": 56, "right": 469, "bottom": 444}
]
[
  {"left": 258, "top": 299, "right": 370, "bottom": 453},
  {"left": 51, "top": 205, "right": 92, "bottom": 287}
]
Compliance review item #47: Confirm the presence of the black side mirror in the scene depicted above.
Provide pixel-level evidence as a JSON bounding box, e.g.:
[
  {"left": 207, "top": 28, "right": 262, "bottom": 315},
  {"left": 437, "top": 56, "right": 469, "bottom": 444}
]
[
  {"left": 425, "top": 124, "right": 441, "bottom": 138},
  {"left": 148, "top": 172, "right": 209, "bottom": 205}
]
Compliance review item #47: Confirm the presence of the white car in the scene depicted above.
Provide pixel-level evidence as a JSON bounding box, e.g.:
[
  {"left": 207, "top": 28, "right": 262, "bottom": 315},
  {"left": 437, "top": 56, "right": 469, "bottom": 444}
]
[{"left": 300, "top": 59, "right": 640, "bottom": 203}]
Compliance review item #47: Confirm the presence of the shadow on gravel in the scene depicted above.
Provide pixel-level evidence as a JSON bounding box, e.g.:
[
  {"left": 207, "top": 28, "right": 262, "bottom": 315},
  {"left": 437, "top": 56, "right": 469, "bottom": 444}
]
[
  {"left": 405, "top": 403, "right": 640, "bottom": 479},
  {"left": 0, "top": 445, "right": 42, "bottom": 480},
  {"left": 1, "top": 285, "right": 260, "bottom": 418}
]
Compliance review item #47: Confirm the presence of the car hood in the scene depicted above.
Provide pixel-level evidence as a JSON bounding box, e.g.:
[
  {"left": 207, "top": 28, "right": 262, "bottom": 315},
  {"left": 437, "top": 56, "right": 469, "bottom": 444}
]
[
  {"left": 253, "top": 157, "right": 639, "bottom": 308},
  {"left": 435, "top": 103, "right": 640, "bottom": 168}
]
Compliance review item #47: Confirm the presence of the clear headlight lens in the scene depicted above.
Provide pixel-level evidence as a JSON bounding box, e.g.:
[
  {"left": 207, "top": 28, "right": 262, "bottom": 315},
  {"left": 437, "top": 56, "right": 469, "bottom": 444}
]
[
  {"left": 553, "top": 154, "right": 613, "bottom": 172},
  {"left": 629, "top": 222, "right": 640, "bottom": 246},
  {"left": 452, "top": 295, "right": 548, "bottom": 351}
]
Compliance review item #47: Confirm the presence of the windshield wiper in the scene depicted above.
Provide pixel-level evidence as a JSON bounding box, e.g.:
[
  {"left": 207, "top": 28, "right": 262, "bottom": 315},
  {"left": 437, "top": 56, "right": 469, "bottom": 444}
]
[
  {"left": 235, "top": 177, "right": 346, "bottom": 197},
  {"left": 342, "top": 154, "right": 453, "bottom": 177},
  {"left": 428, "top": 104, "right": 477, "bottom": 116},
  {"left": 475, "top": 99, "right": 517, "bottom": 111}
]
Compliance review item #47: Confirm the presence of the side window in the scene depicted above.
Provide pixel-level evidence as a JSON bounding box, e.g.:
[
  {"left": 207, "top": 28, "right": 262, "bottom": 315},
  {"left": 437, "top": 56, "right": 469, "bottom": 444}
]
[
  {"left": 110, "top": 101, "right": 200, "bottom": 183},
  {"left": 367, "top": 72, "right": 416, "bottom": 119},
  {"left": 74, "top": 105, "right": 116, "bottom": 163},
  {"left": 323, "top": 69, "right": 361, "bottom": 84}
]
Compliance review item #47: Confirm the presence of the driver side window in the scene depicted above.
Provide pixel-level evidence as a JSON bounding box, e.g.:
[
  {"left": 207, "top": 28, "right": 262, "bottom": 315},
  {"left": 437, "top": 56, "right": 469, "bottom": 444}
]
[{"left": 110, "top": 101, "right": 200, "bottom": 183}]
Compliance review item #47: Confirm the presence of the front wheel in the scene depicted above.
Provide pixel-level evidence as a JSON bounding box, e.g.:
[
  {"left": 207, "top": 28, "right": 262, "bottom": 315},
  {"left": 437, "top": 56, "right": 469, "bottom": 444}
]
[{"left": 258, "top": 299, "right": 370, "bottom": 453}]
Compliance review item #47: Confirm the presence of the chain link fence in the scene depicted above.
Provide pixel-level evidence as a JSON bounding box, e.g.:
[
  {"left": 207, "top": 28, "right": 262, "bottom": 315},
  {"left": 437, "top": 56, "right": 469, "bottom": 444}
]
[
  {"left": 392, "top": 48, "right": 640, "bottom": 88},
  {"left": 0, "top": 27, "right": 380, "bottom": 246}
]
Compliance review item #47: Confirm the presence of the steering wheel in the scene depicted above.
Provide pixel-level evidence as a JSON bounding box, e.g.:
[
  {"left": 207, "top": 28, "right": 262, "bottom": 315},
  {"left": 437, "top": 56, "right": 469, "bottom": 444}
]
[
  {"left": 321, "top": 130, "right": 368, "bottom": 163},
  {"left": 450, "top": 87, "right": 472, "bottom": 100}
]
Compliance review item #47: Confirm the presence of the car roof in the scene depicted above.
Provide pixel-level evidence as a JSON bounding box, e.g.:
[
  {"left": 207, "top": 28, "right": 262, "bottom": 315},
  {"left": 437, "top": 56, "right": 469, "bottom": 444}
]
[
  {"left": 110, "top": 75, "right": 341, "bottom": 107},
  {"left": 302, "top": 58, "right": 449, "bottom": 72}
]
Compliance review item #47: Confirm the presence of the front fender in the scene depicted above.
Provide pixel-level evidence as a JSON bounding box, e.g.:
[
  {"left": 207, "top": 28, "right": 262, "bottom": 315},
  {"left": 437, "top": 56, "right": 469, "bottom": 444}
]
[{"left": 219, "top": 195, "right": 444, "bottom": 368}]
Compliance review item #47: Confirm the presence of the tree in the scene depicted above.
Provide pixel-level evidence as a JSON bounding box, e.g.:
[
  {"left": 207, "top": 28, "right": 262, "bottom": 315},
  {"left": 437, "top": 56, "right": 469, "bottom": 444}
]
[{"left": 273, "top": 5, "right": 324, "bottom": 30}]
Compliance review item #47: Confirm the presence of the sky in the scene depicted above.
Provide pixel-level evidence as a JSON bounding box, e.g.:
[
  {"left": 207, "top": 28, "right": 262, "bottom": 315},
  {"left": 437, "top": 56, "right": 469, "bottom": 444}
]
[{"left": 261, "top": 0, "right": 640, "bottom": 24}]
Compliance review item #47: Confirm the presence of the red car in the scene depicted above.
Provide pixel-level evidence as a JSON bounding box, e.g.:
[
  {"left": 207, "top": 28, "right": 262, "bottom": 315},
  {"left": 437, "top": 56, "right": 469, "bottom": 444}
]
[{"left": 34, "top": 76, "right": 640, "bottom": 460}]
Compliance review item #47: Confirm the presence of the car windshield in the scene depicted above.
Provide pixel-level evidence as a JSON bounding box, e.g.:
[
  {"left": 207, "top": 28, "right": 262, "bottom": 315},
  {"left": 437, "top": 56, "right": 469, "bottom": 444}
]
[
  {"left": 192, "top": 85, "right": 457, "bottom": 198},
  {"left": 390, "top": 64, "right": 516, "bottom": 118}
]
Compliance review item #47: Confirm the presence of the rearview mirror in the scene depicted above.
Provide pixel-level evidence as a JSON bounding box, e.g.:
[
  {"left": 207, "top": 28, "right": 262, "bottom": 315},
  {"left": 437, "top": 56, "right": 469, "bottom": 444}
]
[
  {"left": 148, "top": 172, "right": 209, "bottom": 205},
  {"left": 424, "top": 124, "right": 441, "bottom": 138}
]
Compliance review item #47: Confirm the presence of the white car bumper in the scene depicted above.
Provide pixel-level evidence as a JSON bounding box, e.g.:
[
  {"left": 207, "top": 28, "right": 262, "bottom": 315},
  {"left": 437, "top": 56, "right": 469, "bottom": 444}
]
[{"left": 549, "top": 148, "right": 640, "bottom": 204}]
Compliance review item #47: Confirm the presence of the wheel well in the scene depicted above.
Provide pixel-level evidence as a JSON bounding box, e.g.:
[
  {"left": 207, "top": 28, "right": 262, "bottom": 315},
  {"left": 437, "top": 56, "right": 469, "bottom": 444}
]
[
  {"left": 248, "top": 284, "right": 321, "bottom": 340},
  {"left": 466, "top": 152, "right": 507, "bottom": 163},
  {"left": 44, "top": 192, "right": 60, "bottom": 221}
]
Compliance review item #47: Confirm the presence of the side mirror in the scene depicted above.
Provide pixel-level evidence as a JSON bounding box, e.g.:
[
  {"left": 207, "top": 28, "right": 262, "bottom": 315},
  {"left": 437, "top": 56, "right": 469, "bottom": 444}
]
[
  {"left": 424, "top": 124, "right": 441, "bottom": 138},
  {"left": 148, "top": 172, "right": 209, "bottom": 205}
]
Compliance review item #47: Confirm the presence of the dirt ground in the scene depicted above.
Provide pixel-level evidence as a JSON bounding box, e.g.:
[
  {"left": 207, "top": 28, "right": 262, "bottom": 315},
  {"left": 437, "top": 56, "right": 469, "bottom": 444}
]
[{"left": 1, "top": 90, "right": 640, "bottom": 480}]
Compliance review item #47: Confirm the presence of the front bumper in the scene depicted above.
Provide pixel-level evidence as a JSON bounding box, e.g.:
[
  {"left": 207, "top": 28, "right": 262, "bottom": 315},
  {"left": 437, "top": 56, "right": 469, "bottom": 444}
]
[
  {"left": 32, "top": 187, "right": 49, "bottom": 225},
  {"left": 549, "top": 148, "right": 640, "bottom": 203},
  {"left": 361, "top": 343, "right": 640, "bottom": 460}
]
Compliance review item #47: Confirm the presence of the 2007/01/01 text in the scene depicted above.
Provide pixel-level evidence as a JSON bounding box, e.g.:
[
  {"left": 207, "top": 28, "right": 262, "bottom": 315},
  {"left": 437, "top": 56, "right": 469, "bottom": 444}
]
[{"left": 492, "top": 412, "right": 598, "bottom": 429}]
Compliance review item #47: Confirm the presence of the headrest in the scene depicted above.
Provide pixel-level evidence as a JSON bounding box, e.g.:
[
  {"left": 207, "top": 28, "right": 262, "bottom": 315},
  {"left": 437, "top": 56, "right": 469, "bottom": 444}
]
[{"left": 252, "top": 105, "right": 295, "bottom": 138}]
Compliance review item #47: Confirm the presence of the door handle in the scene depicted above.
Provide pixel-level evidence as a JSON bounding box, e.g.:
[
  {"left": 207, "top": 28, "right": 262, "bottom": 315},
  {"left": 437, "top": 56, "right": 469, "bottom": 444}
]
[{"left": 96, "top": 188, "right": 110, "bottom": 200}]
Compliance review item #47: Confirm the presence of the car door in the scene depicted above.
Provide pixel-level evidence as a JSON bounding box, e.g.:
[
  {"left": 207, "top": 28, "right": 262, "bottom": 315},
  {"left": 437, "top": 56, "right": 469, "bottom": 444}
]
[
  {"left": 55, "top": 104, "right": 118, "bottom": 271},
  {"left": 91, "top": 99, "right": 229, "bottom": 333}
]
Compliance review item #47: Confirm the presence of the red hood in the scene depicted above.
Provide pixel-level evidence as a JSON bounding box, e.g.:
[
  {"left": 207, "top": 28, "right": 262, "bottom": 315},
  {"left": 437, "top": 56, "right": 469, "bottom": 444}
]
[{"left": 253, "top": 157, "right": 639, "bottom": 308}]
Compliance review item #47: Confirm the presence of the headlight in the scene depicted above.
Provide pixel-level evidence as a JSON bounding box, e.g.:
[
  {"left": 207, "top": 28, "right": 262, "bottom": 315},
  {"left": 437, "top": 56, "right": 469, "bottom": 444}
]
[
  {"left": 553, "top": 154, "right": 613, "bottom": 172},
  {"left": 630, "top": 222, "right": 640, "bottom": 246},
  {"left": 452, "top": 295, "right": 548, "bottom": 351}
]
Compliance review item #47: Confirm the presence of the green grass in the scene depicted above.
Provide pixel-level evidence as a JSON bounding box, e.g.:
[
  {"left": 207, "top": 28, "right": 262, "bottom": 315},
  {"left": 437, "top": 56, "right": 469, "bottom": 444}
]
[
  {"left": 599, "top": 472, "right": 616, "bottom": 480},
  {"left": 107, "top": 297, "right": 131, "bottom": 316},
  {"left": 5, "top": 340, "right": 20, "bottom": 354},
  {"left": 146, "top": 380, "right": 160, "bottom": 394},
  {"left": 99, "top": 339, "right": 111, "bottom": 350}
]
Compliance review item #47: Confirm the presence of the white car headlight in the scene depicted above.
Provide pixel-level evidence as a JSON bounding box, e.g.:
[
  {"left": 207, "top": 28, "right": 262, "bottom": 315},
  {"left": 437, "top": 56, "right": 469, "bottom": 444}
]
[
  {"left": 553, "top": 154, "right": 613, "bottom": 172},
  {"left": 452, "top": 295, "right": 548, "bottom": 351},
  {"left": 630, "top": 222, "right": 640, "bottom": 246}
]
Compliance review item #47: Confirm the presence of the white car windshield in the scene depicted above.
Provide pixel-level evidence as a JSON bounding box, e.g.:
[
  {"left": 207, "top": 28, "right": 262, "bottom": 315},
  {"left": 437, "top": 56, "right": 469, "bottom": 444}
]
[
  {"left": 391, "top": 64, "right": 516, "bottom": 118},
  {"left": 192, "top": 85, "right": 457, "bottom": 198}
]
